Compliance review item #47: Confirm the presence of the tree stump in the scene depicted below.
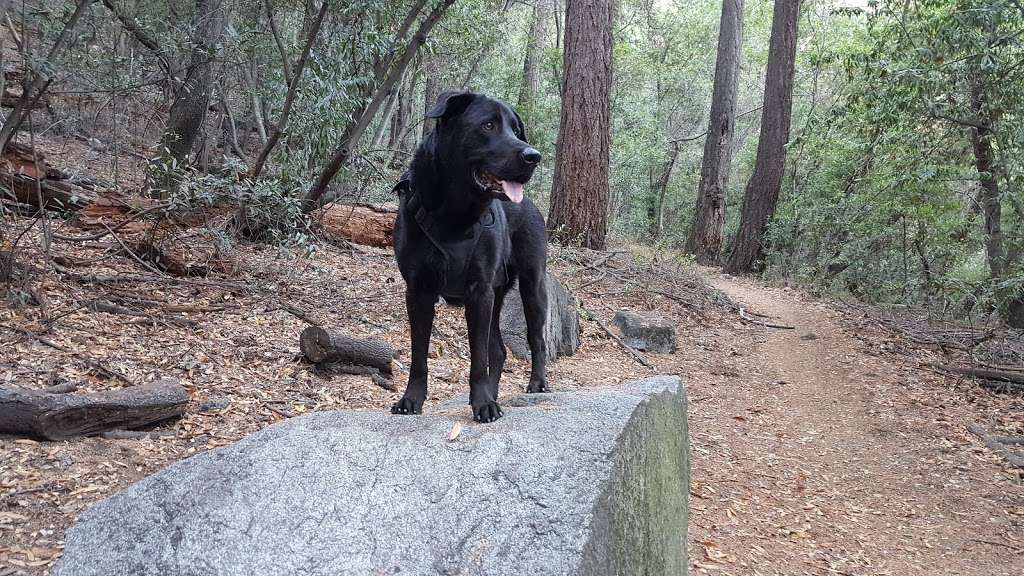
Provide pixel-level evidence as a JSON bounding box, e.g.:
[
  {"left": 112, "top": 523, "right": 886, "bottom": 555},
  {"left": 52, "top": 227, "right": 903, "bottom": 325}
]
[{"left": 0, "top": 379, "right": 189, "bottom": 440}]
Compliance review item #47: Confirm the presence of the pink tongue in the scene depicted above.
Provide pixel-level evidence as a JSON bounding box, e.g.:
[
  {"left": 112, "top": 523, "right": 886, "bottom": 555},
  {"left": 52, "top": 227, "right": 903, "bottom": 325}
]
[{"left": 499, "top": 180, "right": 524, "bottom": 203}]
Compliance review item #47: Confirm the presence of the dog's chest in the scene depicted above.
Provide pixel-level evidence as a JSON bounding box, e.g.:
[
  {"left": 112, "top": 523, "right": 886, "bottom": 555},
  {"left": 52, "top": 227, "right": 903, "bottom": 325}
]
[{"left": 403, "top": 198, "right": 511, "bottom": 299}]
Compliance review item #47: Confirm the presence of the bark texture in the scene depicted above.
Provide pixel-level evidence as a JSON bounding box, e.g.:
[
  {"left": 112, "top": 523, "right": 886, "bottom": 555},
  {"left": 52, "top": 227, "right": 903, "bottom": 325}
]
[
  {"left": 685, "top": 0, "right": 744, "bottom": 264},
  {"left": 312, "top": 203, "right": 397, "bottom": 248},
  {"left": 548, "top": 0, "right": 613, "bottom": 250},
  {"left": 724, "top": 0, "right": 800, "bottom": 273},
  {"left": 299, "top": 327, "right": 396, "bottom": 375},
  {"left": 0, "top": 379, "right": 188, "bottom": 441}
]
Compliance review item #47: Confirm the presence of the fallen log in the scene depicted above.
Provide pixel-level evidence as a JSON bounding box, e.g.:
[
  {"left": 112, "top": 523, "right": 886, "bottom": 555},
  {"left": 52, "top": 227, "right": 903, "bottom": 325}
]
[
  {"left": 967, "top": 423, "right": 1024, "bottom": 469},
  {"left": 312, "top": 203, "right": 396, "bottom": 248},
  {"left": 0, "top": 378, "right": 189, "bottom": 440},
  {"left": 934, "top": 364, "right": 1024, "bottom": 384},
  {"left": 299, "top": 327, "right": 396, "bottom": 377},
  {"left": 0, "top": 142, "right": 100, "bottom": 210}
]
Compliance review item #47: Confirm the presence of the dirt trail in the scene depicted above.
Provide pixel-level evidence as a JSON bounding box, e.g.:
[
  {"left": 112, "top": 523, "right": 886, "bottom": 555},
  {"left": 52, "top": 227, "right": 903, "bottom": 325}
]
[{"left": 688, "top": 271, "right": 1023, "bottom": 576}]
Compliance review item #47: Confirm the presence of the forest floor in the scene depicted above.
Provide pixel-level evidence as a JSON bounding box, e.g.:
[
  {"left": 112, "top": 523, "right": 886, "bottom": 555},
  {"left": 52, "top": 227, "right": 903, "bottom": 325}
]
[
  {"left": 1, "top": 146, "right": 1022, "bottom": 572},
  {"left": 687, "top": 271, "right": 1023, "bottom": 575}
]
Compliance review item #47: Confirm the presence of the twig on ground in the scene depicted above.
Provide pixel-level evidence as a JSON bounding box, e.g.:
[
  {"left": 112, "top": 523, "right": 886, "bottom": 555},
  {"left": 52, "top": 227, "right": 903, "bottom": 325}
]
[
  {"left": 739, "top": 307, "right": 795, "bottom": 330},
  {"left": 584, "top": 305, "right": 652, "bottom": 369}
]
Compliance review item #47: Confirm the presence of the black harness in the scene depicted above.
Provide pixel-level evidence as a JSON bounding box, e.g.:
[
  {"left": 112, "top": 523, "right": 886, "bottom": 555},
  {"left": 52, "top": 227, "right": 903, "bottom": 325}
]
[{"left": 398, "top": 177, "right": 508, "bottom": 300}]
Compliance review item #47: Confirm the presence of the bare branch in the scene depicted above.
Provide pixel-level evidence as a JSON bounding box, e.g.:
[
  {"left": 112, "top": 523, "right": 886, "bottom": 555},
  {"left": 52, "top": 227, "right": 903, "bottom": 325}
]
[
  {"left": 264, "top": 0, "right": 294, "bottom": 86},
  {"left": 249, "top": 1, "right": 329, "bottom": 178}
]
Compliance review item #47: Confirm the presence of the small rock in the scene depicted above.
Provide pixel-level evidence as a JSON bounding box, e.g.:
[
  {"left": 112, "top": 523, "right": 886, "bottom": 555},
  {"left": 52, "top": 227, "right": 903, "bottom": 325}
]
[
  {"left": 198, "top": 397, "right": 230, "bottom": 413},
  {"left": 611, "top": 311, "right": 677, "bottom": 354},
  {"left": 800, "top": 333, "right": 818, "bottom": 341}
]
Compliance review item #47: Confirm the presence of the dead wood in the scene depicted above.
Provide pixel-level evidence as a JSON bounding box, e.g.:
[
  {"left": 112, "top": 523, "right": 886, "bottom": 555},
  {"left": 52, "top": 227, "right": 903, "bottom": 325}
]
[
  {"left": 84, "top": 299, "right": 198, "bottom": 328},
  {"left": 0, "top": 142, "right": 100, "bottom": 210},
  {"left": 739, "top": 306, "right": 795, "bottom": 330},
  {"left": 931, "top": 364, "right": 1024, "bottom": 389},
  {"left": 0, "top": 378, "right": 189, "bottom": 440},
  {"left": 313, "top": 203, "right": 397, "bottom": 248},
  {"left": 300, "top": 326, "right": 396, "bottom": 375},
  {"left": 967, "top": 422, "right": 1024, "bottom": 469}
]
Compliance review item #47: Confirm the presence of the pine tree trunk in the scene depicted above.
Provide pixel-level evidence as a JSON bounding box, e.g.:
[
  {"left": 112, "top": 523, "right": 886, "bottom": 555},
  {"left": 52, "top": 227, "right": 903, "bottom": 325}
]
[
  {"left": 145, "top": 0, "right": 226, "bottom": 198},
  {"left": 548, "top": 0, "right": 613, "bottom": 250},
  {"left": 685, "top": 0, "right": 743, "bottom": 264},
  {"left": 518, "top": 0, "right": 551, "bottom": 117},
  {"left": 723, "top": 0, "right": 800, "bottom": 273}
]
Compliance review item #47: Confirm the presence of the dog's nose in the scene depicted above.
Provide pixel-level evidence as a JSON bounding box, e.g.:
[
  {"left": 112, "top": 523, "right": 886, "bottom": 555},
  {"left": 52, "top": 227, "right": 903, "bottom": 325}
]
[{"left": 521, "top": 148, "right": 541, "bottom": 165}]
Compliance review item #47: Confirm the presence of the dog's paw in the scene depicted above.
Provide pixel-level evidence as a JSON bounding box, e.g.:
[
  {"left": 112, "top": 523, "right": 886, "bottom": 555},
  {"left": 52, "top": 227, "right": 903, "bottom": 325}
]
[
  {"left": 472, "top": 401, "right": 503, "bottom": 423},
  {"left": 390, "top": 396, "right": 424, "bottom": 415},
  {"left": 525, "top": 378, "right": 549, "bottom": 394}
]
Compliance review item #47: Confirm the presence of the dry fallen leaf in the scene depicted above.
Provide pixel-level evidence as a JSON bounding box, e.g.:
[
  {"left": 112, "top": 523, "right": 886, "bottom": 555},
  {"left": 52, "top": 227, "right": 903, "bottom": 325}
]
[{"left": 447, "top": 422, "right": 462, "bottom": 442}]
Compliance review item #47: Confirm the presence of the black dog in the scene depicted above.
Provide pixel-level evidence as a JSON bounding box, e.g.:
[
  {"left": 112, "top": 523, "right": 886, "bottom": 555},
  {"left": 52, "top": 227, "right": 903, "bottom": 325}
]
[{"left": 391, "top": 91, "right": 549, "bottom": 423}]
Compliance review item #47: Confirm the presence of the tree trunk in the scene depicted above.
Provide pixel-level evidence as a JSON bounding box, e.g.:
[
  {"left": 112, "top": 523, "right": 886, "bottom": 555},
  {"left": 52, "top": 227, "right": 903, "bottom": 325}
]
[
  {"left": 145, "top": 0, "right": 227, "bottom": 198},
  {"left": 685, "top": 0, "right": 743, "bottom": 264},
  {"left": 723, "top": 0, "right": 800, "bottom": 274},
  {"left": 421, "top": 58, "right": 442, "bottom": 139},
  {"left": 303, "top": 0, "right": 456, "bottom": 212},
  {"left": 517, "top": 0, "right": 551, "bottom": 117},
  {"left": 548, "top": 0, "right": 613, "bottom": 250},
  {"left": 648, "top": 142, "right": 680, "bottom": 241},
  {"left": 968, "top": 80, "right": 1023, "bottom": 327},
  {"left": 969, "top": 84, "right": 1004, "bottom": 279},
  {"left": 0, "top": 379, "right": 188, "bottom": 441}
]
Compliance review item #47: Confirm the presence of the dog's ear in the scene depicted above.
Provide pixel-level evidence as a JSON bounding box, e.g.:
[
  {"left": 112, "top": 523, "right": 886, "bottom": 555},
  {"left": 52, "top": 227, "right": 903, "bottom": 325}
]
[
  {"left": 512, "top": 111, "right": 528, "bottom": 143},
  {"left": 426, "top": 90, "right": 477, "bottom": 120}
]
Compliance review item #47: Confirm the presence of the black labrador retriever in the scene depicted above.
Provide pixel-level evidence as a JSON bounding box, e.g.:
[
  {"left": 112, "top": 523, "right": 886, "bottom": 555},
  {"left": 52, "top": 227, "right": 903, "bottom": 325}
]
[{"left": 391, "top": 90, "right": 549, "bottom": 423}]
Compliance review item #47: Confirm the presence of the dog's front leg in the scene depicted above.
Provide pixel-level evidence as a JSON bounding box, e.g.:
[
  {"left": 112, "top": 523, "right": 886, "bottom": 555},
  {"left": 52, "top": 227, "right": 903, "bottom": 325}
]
[
  {"left": 392, "top": 289, "right": 435, "bottom": 415},
  {"left": 466, "top": 287, "right": 502, "bottom": 423}
]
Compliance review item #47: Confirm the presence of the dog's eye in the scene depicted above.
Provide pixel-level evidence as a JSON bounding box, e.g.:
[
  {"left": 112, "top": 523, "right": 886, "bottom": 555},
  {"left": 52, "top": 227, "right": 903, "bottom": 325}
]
[{"left": 482, "top": 121, "right": 495, "bottom": 131}]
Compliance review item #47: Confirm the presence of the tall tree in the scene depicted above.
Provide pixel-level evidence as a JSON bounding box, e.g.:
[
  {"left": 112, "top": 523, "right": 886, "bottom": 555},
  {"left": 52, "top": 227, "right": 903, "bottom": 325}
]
[
  {"left": 517, "top": 0, "right": 551, "bottom": 117},
  {"left": 146, "top": 0, "right": 227, "bottom": 197},
  {"left": 548, "top": 0, "right": 613, "bottom": 249},
  {"left": 685, "top": 0, "right": 744, "bottom": 264},
  {"left": 724, "top": 0, "right": 800, "bottom": 273}
]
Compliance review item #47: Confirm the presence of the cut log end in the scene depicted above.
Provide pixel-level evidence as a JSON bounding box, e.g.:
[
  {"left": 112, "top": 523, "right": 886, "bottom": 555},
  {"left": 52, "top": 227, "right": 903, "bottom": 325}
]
[{"left": 299, "top": 327, "right": 396, "bottom": 376}]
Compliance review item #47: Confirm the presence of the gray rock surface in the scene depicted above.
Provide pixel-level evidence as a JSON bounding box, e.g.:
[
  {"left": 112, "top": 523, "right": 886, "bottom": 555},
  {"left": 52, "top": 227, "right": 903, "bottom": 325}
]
[
  {"left": 500, "top": 272, "right": 581, "bottom": 360},
  {"left": 56, "top": 377, "right": 689, "bottom": 576},
  {"left": 611, "top": 311, "right": 678, "bottom": 354}
]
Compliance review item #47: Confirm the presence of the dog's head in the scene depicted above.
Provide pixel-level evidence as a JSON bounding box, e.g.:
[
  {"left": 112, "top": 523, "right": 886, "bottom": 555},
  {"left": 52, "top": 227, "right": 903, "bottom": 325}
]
[{"left": 426, "top": 91, "right": 540, "bottom": 203}]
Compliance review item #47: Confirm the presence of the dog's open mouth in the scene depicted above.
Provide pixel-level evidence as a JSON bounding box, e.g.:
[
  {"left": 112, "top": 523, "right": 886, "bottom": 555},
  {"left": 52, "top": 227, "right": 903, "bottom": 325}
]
[{"left": 474, "top": 170, "right": 524, "bottom": 203}]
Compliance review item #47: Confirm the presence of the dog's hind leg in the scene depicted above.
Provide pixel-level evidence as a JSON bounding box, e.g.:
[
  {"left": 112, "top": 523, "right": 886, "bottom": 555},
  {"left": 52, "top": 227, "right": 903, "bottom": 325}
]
[
  {"left": 466, "top": 288, "right": 503, "bottom": 423},
  {"left": 391, "top": 290, "right": 435, "bottom": 415}
]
